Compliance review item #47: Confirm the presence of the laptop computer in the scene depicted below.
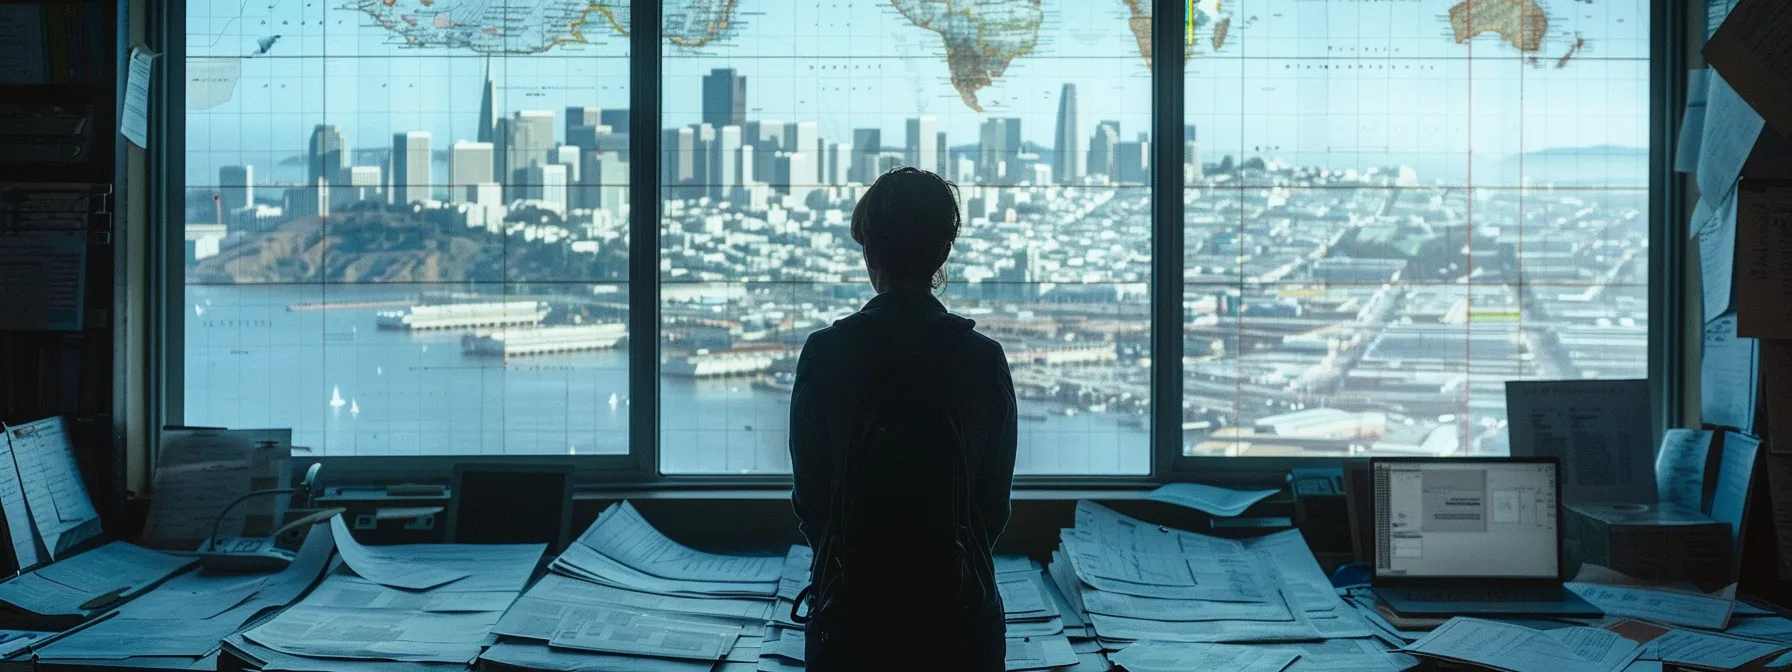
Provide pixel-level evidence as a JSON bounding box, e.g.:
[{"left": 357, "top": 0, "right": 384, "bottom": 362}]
[{"left": 1369, "top": 457, "right": 1602, "bottom": 618}]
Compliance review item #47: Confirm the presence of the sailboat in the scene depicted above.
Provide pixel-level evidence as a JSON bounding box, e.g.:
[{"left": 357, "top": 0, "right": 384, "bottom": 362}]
[
  {"left": 330, "top": 386, "right": 346, "bottom": 408},
  {"left": 608, "top": 392, "right": 620, "bottom": 409},
  {"left": 349, "top": 399, "right": 361, "bottom": 417}
]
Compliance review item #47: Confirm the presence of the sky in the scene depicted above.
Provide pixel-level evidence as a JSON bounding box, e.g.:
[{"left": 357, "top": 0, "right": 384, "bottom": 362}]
[{"left": 181, "top": 0, "right": 1651, "bottom": 188}]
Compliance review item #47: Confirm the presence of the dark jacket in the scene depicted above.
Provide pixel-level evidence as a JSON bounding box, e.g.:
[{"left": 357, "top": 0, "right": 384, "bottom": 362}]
[{"left": 788, "top": 289, "right": 1018, "bottom": 669}]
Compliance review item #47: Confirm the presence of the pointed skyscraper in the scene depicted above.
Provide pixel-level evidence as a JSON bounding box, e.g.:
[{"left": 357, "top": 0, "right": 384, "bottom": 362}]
[
  {"left": 1053, "top": 83, "right": 1083, "bottom": 185},
  {"left": 477, "top": 58, "right": 497, "bottom": 144}
]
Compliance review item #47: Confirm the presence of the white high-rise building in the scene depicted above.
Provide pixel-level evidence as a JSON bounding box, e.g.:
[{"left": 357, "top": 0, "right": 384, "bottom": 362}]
[
  {"left": 906, "top": 116, "right": 938, "bottom": 173},
  {"left": 348, "top": 166, "right": 382, "bottom": 203},
  {"left": 392, "top": 131, "right": 432, "bottom": 204},
  {"left": 711, "top": 125, "right": 743, "bottom": 199},
  {"left": 528, "top": 163, "right": 569, "bottom": 212},
  {"left": 450, "top": 141, "right": 495, "bottom": 202}
]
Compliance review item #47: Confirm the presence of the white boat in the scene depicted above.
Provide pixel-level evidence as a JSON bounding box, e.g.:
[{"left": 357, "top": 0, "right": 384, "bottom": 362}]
[
  {"left": 378, "top": 301, "right": 551, "bottom": 330},
  {"left": 461, "top": 324, "right": 627, "bottom": 357},
  {"left": 349, "top": 399, "right": 360, "bottom": 417},
  {"left": 329, "top": 386, "right": 346, "bottom": 408}
]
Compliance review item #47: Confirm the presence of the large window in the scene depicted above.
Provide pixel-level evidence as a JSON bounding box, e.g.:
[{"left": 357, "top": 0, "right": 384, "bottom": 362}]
[
  {"left": 172, "top": 0, "right": 1658, "bottom": 476},
  {"left": 1181, "top": 0, "right": 1651, "bottom": 458}
]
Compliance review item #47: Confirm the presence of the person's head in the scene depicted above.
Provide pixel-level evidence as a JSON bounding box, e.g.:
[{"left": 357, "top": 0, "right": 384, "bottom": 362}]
[{"left": 851, "top": 167, "right": 962, "bottom": 293}]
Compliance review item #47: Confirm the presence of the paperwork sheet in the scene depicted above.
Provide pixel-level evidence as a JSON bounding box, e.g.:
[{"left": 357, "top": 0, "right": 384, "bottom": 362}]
[
  {"left": 1697, "top": 192, "right": 1740, "bottom": 322},
  {"left": 576, "top": 502, "right": 781, "bottom": 583},
  {"left": 1566, "top": 583, "right": 1735, "bottom": 630},
  {"left": 480, "top": 641, "right": 712, "bottom": 672},
  {"left": 1147, "top": 482, "right": 1280, "bottom": 517},
  {"left": 0, "top": 431, "right": 38, "bottom": 570},
  {"left": 1250, "top": 638, "right": 1420, "bottom": 672},
  {"left": 1701, "top": 315, "right": 1759, "bottom": 433},
  {"left": 1005, "top": 636, "right": 1079, "bottom": 670},
  {"left": 1697, "top": 72, "right": 1766, "bottom": 202},
  {"left": 1109, "top": 641, "right": 1300, "bottom": 672},
  {"left": 545, "top": 605, "right": 742, "bottom": 661},
  {"left": 1736, "top": 183, "right": 1792, "bottom": 339},
  {"left": 1505, "top": 380, "right": 1654, "bottom": 505},
  {"left": 1656, "top": 429, "right": 1714, "bottom": 511},
  {"left": 1639, "top": 628, "right": 1787, "bottom": 669},
  {"left": 3, "top": 417, "right": 100, "bottom": 559},
  {"left": 0, "top": 541, "right": 194, "bottom": 616},
  {"left": 330, "top": 515, "right": 469, "bottom": 591},
  {"left": 1704, "top": 0, "right": 1792, "bottom": 138},
  {"left": 1399, "top": 618, "right": 1646, "bottom": 672},
  {"left": 143, "top": 427, "right": 290, "bottom": 549}
]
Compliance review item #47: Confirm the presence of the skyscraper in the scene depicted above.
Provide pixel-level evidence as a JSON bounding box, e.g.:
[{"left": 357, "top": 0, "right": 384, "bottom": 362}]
[
  {"left": 1114, "top": 132, "right": 1150, "bottom": 184},
  {"left": 786, "top": 121, "right": 819, "bottom": 183},
  {"left": 906, "top": 116, "right": 938, "bottom": 173},
  {"left": 711, "top": 125, "right": 743, "bottom": 199},
  {"left": 1053, "top": 84, "right": 1083, "bottom": 185},
  {"left": 218, "top": 165, "right": 253, "bottom": 212},
  {"left": 529, "top": 163, "right": 569, "bottom": 212},
  {"left": 477, "top": 59, "right": 497, "bottom": 144},
  {"left": 1089, "top": 120, "right": 1121, "bottom": 179},
  {"left": 391, "top": 132, "right": 431, "bottom": 204},
  {"left": 1185, "top": 123, "right": 1204, "bottom": 181},
  {"left": 566, "top": 106, "right": 603, "bottom": 151},
  {"left": 936, "top": 133, "right": 949, "bottom": 173},
  {"left": 450, "top": 141, "right": 494, "bottom": 202},
  {"left": 308, "top": 124, "right": 346, "bottom": 186},
  {"left": 851, "top": 128, "right": 881, "bottom": 183},
  {"left": 978, "top": 118, "right": 1021, "bottom": 183},
  {"left": 701, "top": 68, "right": 746, "bottom": 128},
  {"left": 502, "top": 110, "right": 554, "bottom": 198}
]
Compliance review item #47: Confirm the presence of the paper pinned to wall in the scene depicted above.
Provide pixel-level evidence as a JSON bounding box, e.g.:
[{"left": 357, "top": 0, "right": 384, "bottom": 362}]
[
  {"left": 1677, "top": 69, "right": 1712, "bottom": 174},
  {"left": 1700, "top": 314, "right": 1759, "bottom": 433},
  {"left": 1656, "top": 429, "right": 1713, "bottom": 512},
  {"left": 121, "top": 46, "right": 156, "bottom": 148},
  {"left": 1697, "top": 73, "right": 1766, "bottom": 203},
  {"left": 1696, "top": 191, "right": 1738, "bottom": 322}
]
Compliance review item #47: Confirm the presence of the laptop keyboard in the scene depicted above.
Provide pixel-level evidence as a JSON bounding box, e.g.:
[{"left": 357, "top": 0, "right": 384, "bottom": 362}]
[{"left": 1393, "top": 587, "right": 1562, "bottom": 603}]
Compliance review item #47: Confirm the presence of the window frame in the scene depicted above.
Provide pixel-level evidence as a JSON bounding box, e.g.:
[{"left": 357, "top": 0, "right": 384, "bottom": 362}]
[{"left": 150, "top": 0, "right": 1683, "bottom": 490}]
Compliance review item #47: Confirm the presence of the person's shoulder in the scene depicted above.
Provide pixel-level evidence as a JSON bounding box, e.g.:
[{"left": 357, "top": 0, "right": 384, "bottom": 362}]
[{"left": 946, "top": 314, "right": 1006, "bottom": 360}]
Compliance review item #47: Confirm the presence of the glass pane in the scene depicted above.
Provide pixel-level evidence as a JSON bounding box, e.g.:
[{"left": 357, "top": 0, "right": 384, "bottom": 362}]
[
  {"left": 183, "top": 1, "right": 630, "bottom": 456},
  {"left": 659, "top": 1, "right": 1153, "bottom": 475},
  {"left": 1182, "top": 1, "right": 1650, "bottom": 458}
]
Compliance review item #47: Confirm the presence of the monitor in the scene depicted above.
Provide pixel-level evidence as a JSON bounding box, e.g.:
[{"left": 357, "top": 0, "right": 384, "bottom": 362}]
[
  {"left": 1372, "top": 459, "right": 1560, "bottom": 580},
  {"left": 445, "top": 463, "right": 574, "bottom": 552}
]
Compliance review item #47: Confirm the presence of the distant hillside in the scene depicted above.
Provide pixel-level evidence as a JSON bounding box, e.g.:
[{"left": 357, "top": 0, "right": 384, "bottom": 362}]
[
  {"left": 1502, "top": 146, "right": 1650, "bottom": 186},
  {"left": 188, "top": 204, "right": 626, "bottom": 284}
]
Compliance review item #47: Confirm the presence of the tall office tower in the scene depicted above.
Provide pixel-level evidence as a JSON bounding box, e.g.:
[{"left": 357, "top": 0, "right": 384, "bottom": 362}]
[
  {"left": 450, "top": 141, "right": 495, "bottom": 202},
  {"left": 690, "top": 123, "right": 716, "bottom": 197},
  {"left": 580, "top": 152, "right": 629, "bottom": 215},
  {"left": 218, "top": 165, "right": 253, "bottom": 212},
  {"left": 906, "top": 116, "right": 938, "bottom": 172},
  {"left": 824, "top": 142, "right": 852, "bottom": 185},
  {"left": 851, "top": 128, "right": 882, "bottom": 183},
  {"left": 308, "top": 124, "right": 346, "bottom": 185},
  {"left": 554, "top": 145, "right": 583, "bottom": 183},
  {"left": 1053, "top": 84, "right": 1083, "bottom": 185},
  {"left": 701, "top": 68, "right": 747, "bottom": 128},
  {"left": 566, "top": 106, "right": 603, "bottom": 150},
  {"left": 391, "top": 131, "right": 432, "bottom": 204},
  {"left": 977, "top": 118, "right": 1021, "bottom": 183},
  {"left": 776, "top": 151, "right": 816, "bottom": 203},
  {"left": 286, "top": 176, "right": 331, "bottom": 219},
  {"left": 526, "top": 163, "right": 569, "bottom": 212},
  {"left": 1185, "top": 124, "right": 1204, "bottom": 181},
  {"left": 502, "top": 110, "right": 555, "bottom": 198},
  {"left": 711, "top": 125, "right": 743, "bottom": 199},
  {"left": 1114, "top": 133, "right": 1150, "bottom": 184},
  {"left": 784, "top": 121, "right": 819, "bottom": 183},
  {"left": 600, "top": 109, "right": 630, "bottom": 132},
  {"left": 1088, "top": 120, "right": 1121, "bottom": 179},
  {"left": 477, "top": 59, "right": 497, "bottom": 143},
  {"left": 748, "top": 120, "right": 784, "bottom": 184},
  {"left": 936, "top": 133, "right": 949, "bottom": 173}
]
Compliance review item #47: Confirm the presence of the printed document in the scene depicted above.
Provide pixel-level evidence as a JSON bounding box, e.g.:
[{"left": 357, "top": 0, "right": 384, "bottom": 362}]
[
  {"left": 576, "top": 502, "right": 781, "bottom": 583},
  {"left": 1400, "top": 618, "right": 1644, "bottom": 672},
  {"left": 1147, "top": 482, "right": 1279, "bottom": 517},
  {"left": 5, "top": 417, "right": 100, "bottom": 559},
  {"left": 330, "top": 514, "right": 469, "bottom": 590},
  {"left": 1505, "top": 380, "right": 1654, "bottom": 505},
  {"left": 1109, "top": 641, "right": 1299, "bottom": 672},
  {"left": 1567, "top": 582, "right": 1736, "bottom": 630}
]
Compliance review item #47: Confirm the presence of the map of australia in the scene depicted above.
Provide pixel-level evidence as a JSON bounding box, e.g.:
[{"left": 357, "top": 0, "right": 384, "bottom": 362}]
[
  {"left": 347, "top": 0, "right": 736, "bottom": 54},
  {"left": 891, "top": 0, "right": 1043, "bottom": 112}
]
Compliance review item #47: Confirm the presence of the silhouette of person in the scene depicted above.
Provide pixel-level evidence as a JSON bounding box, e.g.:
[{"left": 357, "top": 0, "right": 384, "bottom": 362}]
[{"left": 789, "top": 167, "right": 1018, "bottom": 671}]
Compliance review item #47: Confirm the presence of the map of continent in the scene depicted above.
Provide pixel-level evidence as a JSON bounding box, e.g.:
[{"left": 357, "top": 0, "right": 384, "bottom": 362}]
[
  {"left": 1121, "top": 0, "right": 1228, "bottom": 69},
  {"left": 347, "top": 0, "right": 736, "bottom": 54},
  {"left": 891, "top": 0, "right": 1044, "bottom": 112},
  {"left": 1448, "top": 0, "right": 1549, "bottom": 52}
]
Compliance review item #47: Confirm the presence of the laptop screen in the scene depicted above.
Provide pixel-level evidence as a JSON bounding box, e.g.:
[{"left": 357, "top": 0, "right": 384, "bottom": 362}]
[{"left": 1372, "top": 460, "right": 1559, "bottom": 579}]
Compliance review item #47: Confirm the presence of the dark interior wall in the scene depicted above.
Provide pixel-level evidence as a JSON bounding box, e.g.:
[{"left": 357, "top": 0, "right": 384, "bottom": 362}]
[{"left": 0, "top": 0, "right": 124, "bottom": 529}]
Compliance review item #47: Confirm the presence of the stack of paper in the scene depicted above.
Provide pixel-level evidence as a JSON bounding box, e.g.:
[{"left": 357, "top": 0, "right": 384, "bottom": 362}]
[
  {"left": 481, "top": 501, "right": 782, "bottom": 670},
  {"left": 221, "top": 516, "right": 544, "bottom": 670},
  {"left": 1049, "top": 501, "right": 1369, "bottom": 649},
  {"left": 31, "top": 523, "right": 334, "bottom": 670},
  {"left": 0, "top": 541, "right": 195, "bottom": 630}
]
